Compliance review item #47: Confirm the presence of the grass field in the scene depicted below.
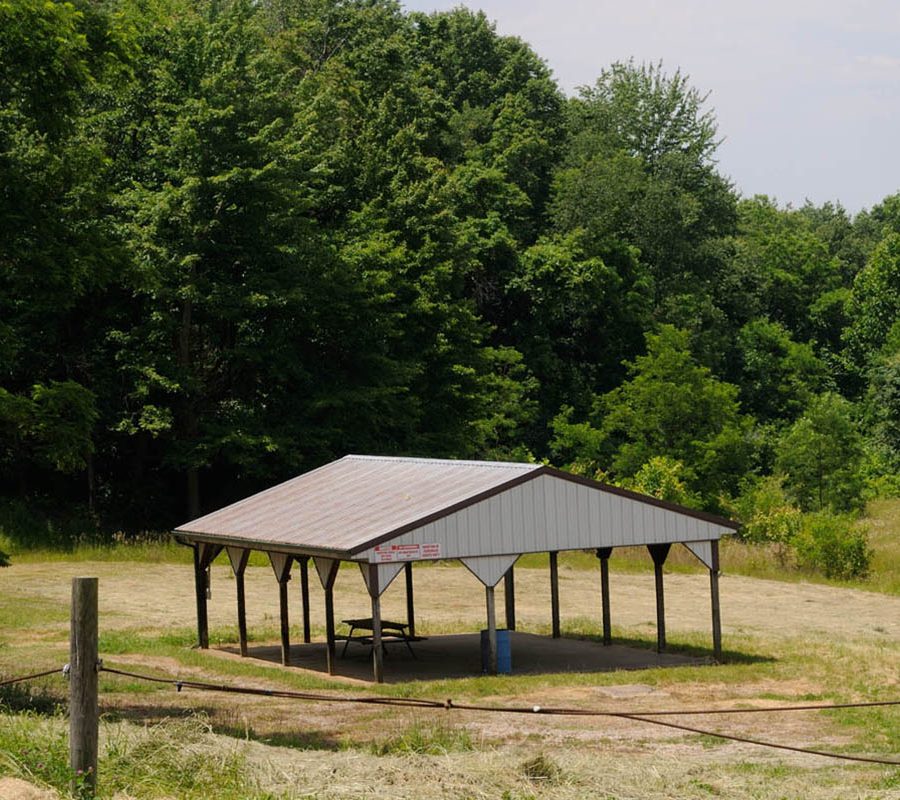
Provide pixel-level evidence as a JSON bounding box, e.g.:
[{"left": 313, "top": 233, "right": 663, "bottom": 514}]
[{"left": 0, "top": 502, "right": 897, "bottom": 798}]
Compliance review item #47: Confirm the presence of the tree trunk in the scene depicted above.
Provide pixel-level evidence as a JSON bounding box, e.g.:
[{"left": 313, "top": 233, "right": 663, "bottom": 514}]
[
  {"left": 186, "top": 466, "right": 200, "bottom": 520},
  {"left": 179, "top": 295, "right": 201, "bottom": 520},
  {"left": 86, "top": 453, "right": 95, "bottom": 514}
]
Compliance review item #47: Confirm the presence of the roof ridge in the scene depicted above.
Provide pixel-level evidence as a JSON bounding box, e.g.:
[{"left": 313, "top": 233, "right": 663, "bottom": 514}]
[{"left": 344, "top": 454, "right": 537, "bottom": 470}]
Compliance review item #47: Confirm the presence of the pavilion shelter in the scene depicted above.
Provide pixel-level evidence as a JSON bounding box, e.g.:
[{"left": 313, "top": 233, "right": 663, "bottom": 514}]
[{"left": 173, "top": 455, "right": 738, "bottom": 682}]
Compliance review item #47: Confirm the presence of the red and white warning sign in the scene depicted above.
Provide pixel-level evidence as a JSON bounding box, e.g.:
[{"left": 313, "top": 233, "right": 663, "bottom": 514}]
[{"left": 373, "top": 542, "right": 441, "bottom": 562}]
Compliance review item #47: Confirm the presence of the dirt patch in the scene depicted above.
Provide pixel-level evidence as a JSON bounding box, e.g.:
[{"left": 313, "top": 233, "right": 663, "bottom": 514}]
[{"left": 0, "top": 778, "right": 57, "bottom": 800}]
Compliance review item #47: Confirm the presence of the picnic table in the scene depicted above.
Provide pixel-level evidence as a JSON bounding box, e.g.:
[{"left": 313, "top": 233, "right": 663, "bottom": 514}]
[{"left": 339, "top": 617, "right": 422, "bottom": 658}]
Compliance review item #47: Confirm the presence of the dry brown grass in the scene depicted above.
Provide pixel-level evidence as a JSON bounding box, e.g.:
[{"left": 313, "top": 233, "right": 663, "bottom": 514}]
[
  {"left": 3, "top": 500, "right": 898, "bottom": 797},
  {"left": 1, "top": 549, "right": 899, "bottom": 799}
]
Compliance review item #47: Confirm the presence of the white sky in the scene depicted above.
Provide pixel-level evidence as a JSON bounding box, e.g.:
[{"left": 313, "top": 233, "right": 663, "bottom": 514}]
[{"left": 401, "top": 0, "right": 900, "bottom": 213}]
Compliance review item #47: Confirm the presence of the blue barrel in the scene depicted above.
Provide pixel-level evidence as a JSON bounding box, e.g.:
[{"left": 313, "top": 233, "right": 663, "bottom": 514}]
[{"left": 481, "top": 628, "right": 512, "bottom": 674}]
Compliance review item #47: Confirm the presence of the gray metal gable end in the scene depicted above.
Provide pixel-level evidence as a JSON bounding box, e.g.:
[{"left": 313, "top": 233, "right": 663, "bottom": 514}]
[{"left": 354, "top": 466, "right": 739, "bottom": 559}]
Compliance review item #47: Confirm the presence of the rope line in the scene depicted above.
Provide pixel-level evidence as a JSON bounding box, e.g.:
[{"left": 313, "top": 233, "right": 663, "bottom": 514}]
[
  {"left": 98, "top": 665, "right": 900, "bottom": 766},
  {"left": 100, "top": 667, "right": 445, "bottom": 708},
  {"left": 0, "top": 668, "right": 61, "bottom": 688},
  {"left": 446, "top": 698, "right": 900, "bottom": 716},
  {"left": 617, "top": 713, "right": 900, "bottom": 766},
  {"left": 2, "top": 665, "right": 897, "bottom": 764},
  {"left": 100, "top": 666, "right": 900, "bottom": 717}
]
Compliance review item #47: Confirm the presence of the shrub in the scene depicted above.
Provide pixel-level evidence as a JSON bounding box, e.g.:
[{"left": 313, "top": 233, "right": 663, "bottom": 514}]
[
  {"left": 793, "top": 513, "right": 871, "bottom": 579},
  {"left": 732, "top": 475, "right": 803, "bottom": 565},
  {"left": 622, "top": 456, "right": 701, "bottom": 508},
  {"left": 731, "top": 476, "right": 872, "bottom": 579}
]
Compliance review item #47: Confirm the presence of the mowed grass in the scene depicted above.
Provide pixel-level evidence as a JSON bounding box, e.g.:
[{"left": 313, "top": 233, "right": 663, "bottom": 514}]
[
  {"left": 1, "top": 580, "right": 898, "bottom": 800},
  {"left": 0, "top": 500, "right": 897, "bottom": 798}
]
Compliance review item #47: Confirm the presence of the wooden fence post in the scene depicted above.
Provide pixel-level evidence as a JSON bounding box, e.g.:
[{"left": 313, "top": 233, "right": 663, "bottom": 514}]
[{"left": 70, "top": 576, "right": 99, "bottom": 797}]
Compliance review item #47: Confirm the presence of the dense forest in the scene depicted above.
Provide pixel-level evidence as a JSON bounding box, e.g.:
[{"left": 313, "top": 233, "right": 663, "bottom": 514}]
[{"left": 2, "top": 0, "right": 898, "bottom": 575}]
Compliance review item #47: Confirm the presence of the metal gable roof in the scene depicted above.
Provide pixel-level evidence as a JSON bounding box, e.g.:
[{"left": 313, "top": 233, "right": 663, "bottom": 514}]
[
  {"left": 174, "top": 455, "right": 739, "bottom": 558},
  {"left": 174, "top": 455, "right": 541, "bottom": 556}
]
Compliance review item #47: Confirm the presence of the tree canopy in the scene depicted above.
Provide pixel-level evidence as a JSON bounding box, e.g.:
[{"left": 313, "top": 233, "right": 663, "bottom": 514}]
[{"left": 0, "top": 0, "right": 897, "bottom": 548}]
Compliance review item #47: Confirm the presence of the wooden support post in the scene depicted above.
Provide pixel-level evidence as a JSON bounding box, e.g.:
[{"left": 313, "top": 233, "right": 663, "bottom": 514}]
[
  {"left": 504, "top": 566, "right": 516, "bottom": 631},
  {"left": 323, "top": 562, "right": 340, "bottom": 675},
  {"left": 299, "top": 557, "right": 311, "bottom": 644},
  {"left": 369, "top": 564, "right": 383, "bottom": 683},
  {"left": 324, "top": 583, "right": 336, "bottom": 674},
  {"left": 648, "top": 544, "right": 671, "bottom": 653},
  {"left": 193, "top": 543, "right": 222, "bottom": 650},
  {"left": 268, "top": 553, "right": 292, "bottom": 666},
  {"left": 226, "top": 548, "right": 250, "bottom": 657},
  {"left": 193, "top": 545, "right": 209, "bottom": 649},
  {"left": 549, "top": 550, "right": 560, "bottom": 639},
  {"left": 404, "top": 562, "right": 415, "bottom": 637},
  {"left": 485, "top": 584, "right": 498, "bottom": 675},
  {"left": 235, "top": 570, "right": 248, "bottom": 657},
  {"left": 70, "top": 577, "right": 98, "bottom": 797},
  {"left": 278, "top": 580, "right": 290, "bottom": 666},
  {"left": 596, "top": 547, "right": 612, "bottom": 645},
  {"left": 709, "top": 540, "right": 722, "bottom": 661}
]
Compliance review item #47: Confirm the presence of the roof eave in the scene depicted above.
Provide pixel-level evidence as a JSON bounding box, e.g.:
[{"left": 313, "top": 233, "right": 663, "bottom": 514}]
[{"left": 172, "top": 529, "right": 355, "bottom": 561}]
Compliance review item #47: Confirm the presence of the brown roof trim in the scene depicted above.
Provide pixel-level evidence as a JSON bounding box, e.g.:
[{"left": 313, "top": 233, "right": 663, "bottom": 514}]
[
  {"left": 539, "top": 466, "right": 741, "bottom": 530},
  {"left": 173, "top": 531, "right": 355, "bottom": 561},
  {"left": 346, "top": 464, "right": 739, "bottom": 555}
]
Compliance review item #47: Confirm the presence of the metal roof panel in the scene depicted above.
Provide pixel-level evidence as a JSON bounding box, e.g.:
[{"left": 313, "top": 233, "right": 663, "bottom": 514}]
[{"left": 175, "top": 455, "right": 540, "bottom": 554}]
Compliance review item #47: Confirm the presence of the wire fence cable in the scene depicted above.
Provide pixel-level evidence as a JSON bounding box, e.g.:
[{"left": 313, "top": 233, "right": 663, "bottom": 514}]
[
  {"left": 0, "top": 668, "right": 62, "bottom": 688},
  {"left": 2, "top": 665, "right": 897, "bottom": 765},
  {"left": 97, "top": 665, "right": 900, "bottom": 766}
]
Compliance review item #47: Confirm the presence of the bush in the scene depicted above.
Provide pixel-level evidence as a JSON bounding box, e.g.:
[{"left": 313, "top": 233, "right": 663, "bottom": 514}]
[
  {"left": 731, "top": 475, "right": 802, "bottom": 565},
  {"left": 794, "top": 513, "right": 871, "bottom": 579},
  {"left": 622, "top": 456, "right": 701, "bottom": 508},
  {"left": 731, "top": 476, "right": 872, "bottom": 578},
  {"left": 0, "top": 497, "right": 98, "bottom": 551},
  {"left": 859, "top": 443, "right": 900, "bottom": 501}
]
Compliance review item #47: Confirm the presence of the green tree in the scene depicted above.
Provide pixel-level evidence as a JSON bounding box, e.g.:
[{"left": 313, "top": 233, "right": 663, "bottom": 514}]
[
  {"left": 409, "top": 7, "right": 564, "bottom": 242},
  {"left": 552, "top": 326, "right": 752, "bottom": 504},
  {"left": 844, "top": 233, "right": 900, "bottom": 373},
  {"left": 848, "top": 192, "right": 900, "bottom": 264},
  {"left": 798, "top": 200, "right": 866, "bottom": 279},
  {"left": 722, "top": 197, "right": 845, "bottom": 344},
  {"left": 735, "top": 318, "right": 829, "bottom": 423},
  {"left": 0, "top": 0, "right": 120, "bottom": 503},
  {"left": 732, "top": 474, "right": 802, "bottom": 556},
  {"left": 863, "top": 323, "right": 900, "bottom": 479},
  {"left": 556, "top": 60, "right": 737, "bottom": 310},
  {"left": 507, "top": 231, "right": 649, "bottom": 443},
  {"left": 775, "top": 393, "right": 864, "bottom": 512},
  {"left": 0, "top": 383, "right": 98, "bottom": 475},
  {"left": 570, "top": 60, "right": 719, "bottom": 170},
  {"left": 105, "top": 0, "right": 424, "bottom": 517}
]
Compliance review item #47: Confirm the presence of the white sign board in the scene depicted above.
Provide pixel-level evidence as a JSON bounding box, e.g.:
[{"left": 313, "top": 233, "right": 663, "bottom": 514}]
[{"left": 373, "top": 542, "right": 441, "bottom": 562}]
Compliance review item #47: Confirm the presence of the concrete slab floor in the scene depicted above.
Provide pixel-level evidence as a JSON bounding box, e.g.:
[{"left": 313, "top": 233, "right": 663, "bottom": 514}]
[{"left": 217, "top": 632, "right": 707, "bottom": 684}]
